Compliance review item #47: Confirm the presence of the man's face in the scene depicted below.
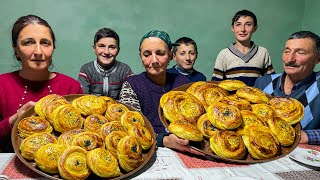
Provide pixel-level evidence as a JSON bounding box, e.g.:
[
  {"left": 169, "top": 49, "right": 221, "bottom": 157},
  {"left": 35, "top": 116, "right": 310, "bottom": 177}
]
[
  {"left": 173, "top": 44, "right": 197, "bottom": 70},
  {"left": 282, "top": 38, "right": 320, "bottom": 78}
]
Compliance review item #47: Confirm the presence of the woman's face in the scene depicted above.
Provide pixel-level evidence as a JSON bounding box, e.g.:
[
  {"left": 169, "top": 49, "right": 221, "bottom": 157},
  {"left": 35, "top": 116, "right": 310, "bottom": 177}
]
[
  {"left": 140, "top": 37, "right": 171, "bottom": 75},
  {"left": 93, "top": 37, "right": 119, "bottom": 67},
  {"left": 14, "top": 24, "right": 54, "bottom": 71}
]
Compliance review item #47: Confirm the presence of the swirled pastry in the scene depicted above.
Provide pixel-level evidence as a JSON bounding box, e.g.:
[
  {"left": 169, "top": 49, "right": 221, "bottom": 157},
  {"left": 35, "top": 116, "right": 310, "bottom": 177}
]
[
  {"left": 209, "top": 130, "right": 246, "bottom": 159},
  {"left": 100, "top": 121, "right": 126, "bottom": 140},
  {"left": 105, "top": 131, "right": 128, "bottom": 157},
  {"left": 52, "top": 104, "right": 84, "bottom": 133},
  {"left": 19, "top": 132, "right": 57, "bottom": 160},
  {"left": 35, "top": 94, "right": 67, "bottom": 120},
  {"left": 220, "top": 95, "right": 252, "bottom": 110},
  {"left": 58, "top": 129, "right": 85, "bottom": 148},
  {"left": 34, "top": 143, "right": 65, "bottom": 174},
  {"left": 86, "top": 148, "right": 120, "bottom": 178},
  {"left": 218, "top": 79, "right": 247, "bottom": 91},
  {"left": 84, "top": 114, "right": 109, "bottom": 133},
  {"left": 105, "top": 103, "right": 129, "bottom": 122},
  {"left": 268, "top": 97, "right": 304, "bottom": 125},
  {"left": 242, "top": 124, "right": 280, "bottom": 160},
  {"left": 168, "top": 120, "right": 203, "bottom": 141},
  {"left": 162, "top": 91, "right": 205, "bottom": 123},
  {"left": 128, "top": 126, "right": 154, "bottom": 150},
  {"left": 72, "top": 95, "right": 107, "bottom": 116},
  {"left": 120, "top": 111, "right": 145, "bottom": 130},
  {"left": 237, "top": 110, "right": 267, "bottom": 135},
  {"left": 251, "top": 104, "right": 275, "bottom": 122},
  {"left": 207, "top": 102, "right": 243, "bottom": 130},
  {"left": 45, "top": 99, "right": 69, "bottom": 125},
  {"left": 58, "top": 146, "right": 91, "bottom": 180},
  {"left": 267, "top": 117, "right": 296, "bottom": 146},
  {"left": 236, "top": 86, "right": 269, "bottom": 104},
  {"left": 160, "top": 91, "right": 185, "bottom": 108},
  {"left": 197, "top": 113, "right": 217, "bottom": 138},
  {"left": 100, "top": 96, "right": 117, "bottom": 107},
  {"left": 185, "top": 81, "right": 206, "bottom": 94},
  {"left": 18, "top": 116, "right": 53, "bottom": 138},
  {"left": 72, "top": 131, "right": 103, "bottom": 151},
  {"left": 117, "top": 136, "right": 144, "bottom": 172}
]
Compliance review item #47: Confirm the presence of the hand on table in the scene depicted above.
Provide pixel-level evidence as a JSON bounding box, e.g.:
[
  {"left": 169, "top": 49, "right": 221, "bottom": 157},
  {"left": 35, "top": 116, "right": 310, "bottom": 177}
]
[
  {"left": 299, "top": 131, "right": 309, "bottom": 144},
  {"left": 163, "top": 134, "right": 205, "bottom": 156}
]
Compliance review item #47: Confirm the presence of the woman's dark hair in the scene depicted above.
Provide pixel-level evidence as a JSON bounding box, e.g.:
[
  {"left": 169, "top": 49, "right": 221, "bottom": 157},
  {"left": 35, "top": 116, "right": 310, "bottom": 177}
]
[
  {"left": 11, "top": 14, "right": 56, "bottom": 61},
  {"left": 232, "top": 10, "right": 257, "bottom": 27},
  {"left": 94, "top": 28, "right": 120, "bottom": 48}
]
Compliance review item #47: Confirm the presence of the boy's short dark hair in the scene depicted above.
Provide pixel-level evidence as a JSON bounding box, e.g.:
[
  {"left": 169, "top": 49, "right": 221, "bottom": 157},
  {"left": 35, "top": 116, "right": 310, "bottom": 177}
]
[
  {"left": 94, "top": 28, "right": 120, "bottom": 47},
  {"left": 232, "top": 10, "right": 258, "bottom": 27},
  {"left": 173, "top": 37, "right": 198, "bottom": 55}
]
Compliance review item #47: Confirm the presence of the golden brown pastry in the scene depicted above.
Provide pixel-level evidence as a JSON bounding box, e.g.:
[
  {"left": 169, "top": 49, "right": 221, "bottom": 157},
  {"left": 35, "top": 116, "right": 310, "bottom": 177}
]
[
  {"left": 18, "top": 116, "right": 53, "bottom": 138},
  {"left": 34, "top": 94, "right": 67, "bottom": 120},
  {"left": 86, "top": 148, "right": 120, "bottom": 178},
  {"left": 168, "top": 120, "right": 203, "bottom": 141},
  {"left": 105, "top": 103, "right": 129, "bottom": 122},
  {"left": 105, "top": 131, "right": 128, "bottom": 158},
  {"left": 52, "top": 104, "right": 84, "bottom": 133},
  {"left": 236, "top": 86, "right": 269, "bottom": 104},
  {"left": 185, "top": 81, "right": 206, "bottom": 95},
  {"left": 197, "top": 113, "right": 217, "bottom": 138},
  {"left": 19, "top": 132, "right": 57, "bottom": 160},
  {"left": 72, "top": 131, "right": 103, "bottom": 151},
  {"left": 58, "top": 129, "right": 85, "bottom": 148},
  {"left": 58, "top": 146, "right": 91, "bottom": 180},
  {"left": 206, "top": 102, "right": 243, "bottom": 130},
  {"left": 84, "top": 114, "right": 109, "bottom": 133},
  {"left": 268, "top": 97, "right": 304, "bottom": 125},
  {"left": 237, "top": 110, "right": 267, "bottom": 135},
  {"left": 251, "top": 104, "right": 275, "bottom": 122},
  {"left": 117, "top": 136, "right": 143, "bottom": 172},
  {"left": 220, "top": 94, "right": 252, "bottom": 110},
  {"left": 72, "top": 95, "right": 107, "bottom": 116},
  {"left": 209, "top": 130, "right": 246, "bottom": 159},
  {"left": 100, "top": 121, "right": 126, "bottom": 140},
  {"left": 242, "top": 124, "right": 280, "bottom": 160},
  {"left": 218, "top": 79, "right": 247, "bottom": 91},
  {"left": 44, "top": 99, "right": 69, "bottom": 125},
  {"left": 128, "top": 126, "right": 154, "bottom": 150},
  {"left": 34, "top": 143, "right": 65, "bottom": 174},
  {"left": 100, "top": 96, "right": 117, "bottom": 107},
  {"left": 267, "top": 117, "right": 296, "bottom": 146},
  {"left": 120, "top": 111, "right": 145, "bottom": 130}
]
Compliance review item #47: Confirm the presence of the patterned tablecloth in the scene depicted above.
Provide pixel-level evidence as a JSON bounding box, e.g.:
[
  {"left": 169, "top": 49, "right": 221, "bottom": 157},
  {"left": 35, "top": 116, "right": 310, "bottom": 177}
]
[{"left": 1, "top": 144, "right": 320, "bottom": 180}]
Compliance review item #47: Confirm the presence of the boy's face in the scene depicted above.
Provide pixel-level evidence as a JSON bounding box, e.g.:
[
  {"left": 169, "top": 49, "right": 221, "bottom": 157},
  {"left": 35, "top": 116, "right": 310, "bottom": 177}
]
[
  {"left": 173, "top": 44, "right": 197, "bottom": 70},
  {"left": 93, "top": 37, "right": 119, "bottom": 68},
  {"left": 231, "top": 16, "right": 257, "bottom": 43}
]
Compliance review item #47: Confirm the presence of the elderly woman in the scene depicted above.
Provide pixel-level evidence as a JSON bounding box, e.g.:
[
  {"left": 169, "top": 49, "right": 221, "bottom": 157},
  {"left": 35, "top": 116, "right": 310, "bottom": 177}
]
[
  {"left": 0, "top": 15, "right": 83, "bottom": 152},
  {"left": 120, "top": 30, "right": 197, "bottom": 152}
]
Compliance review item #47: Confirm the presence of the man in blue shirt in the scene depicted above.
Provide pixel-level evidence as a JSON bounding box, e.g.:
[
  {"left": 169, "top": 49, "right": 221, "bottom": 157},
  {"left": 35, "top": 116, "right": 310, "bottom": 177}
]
[{"left": 254, "top": 31, "right": 320, "bottom": 144}]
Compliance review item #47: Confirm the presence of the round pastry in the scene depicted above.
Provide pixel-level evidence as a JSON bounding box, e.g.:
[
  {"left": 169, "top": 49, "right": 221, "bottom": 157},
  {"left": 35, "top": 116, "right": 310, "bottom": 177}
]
[
  {"left": 162, "top": 91, "right": 205, "bottom": 123},
  {"left": 128, "top": 126, "right": 154, "bottom": 150},
  {"left": 117, "top": 136, "right": 144, "bottom": 172},
  {"left": 100, "top": 96, "right": 117, "bottom": 107},
  {"left": 236, "top": 86, "right": 269, "bottom": 104},
  {"left": 209, "top": 130, "right": 246, "bottom": 159},
  {"left": 206, "top": 102, "right": 243, "bottom": 130},
  {"left": 18, "top": 116, "right": 53, "bottom": 138},
  {"left": 34, "top": 143, "right": 65, "bottom": 174},
  {"left": 58, "top": 146, "right": 91, "bottom": 180},
  {"left": 44, "top": 99, "right": 69, "bottom": 125},
  {"left": 267, "top": 117, "right": 296, "bottom": 146},
  {"left": 120, "top": 111, "right": 145, "bottom": 130},
  {"left": 251, "top": 104, "right": 275, "bottom": 122},
  {"left": 242, "top": 124, "right": 280, "bottom": 160},
  {"left": 72, "top": 95, "right": 107, "bottom": 116},
  {"left": 220, "top": 94, "right": 252, "bottom": 111},
  {"left": 185, "top": 81, "right": 206, "bottom": 95},
  {"left": 35, "top": 94, "right": 66, "bottom": 119},
  {"left": 84, "top": 114, "right": 109, "bottom": 133},
  {"left": 191, "top": 82, "right": 229, "bottom": 110},
  {"left": 168, "top": 120, "right": 203, "bottom": 141},
  {"left": 19, "top": 132, "right": 57, "bottom": 160},
  {"left": 268, "top": 97, "right": 304, "bottom": 125},
  {"left": 100, "top": 121, "right": 126, "bottom": 140},
  {"left": 237, "top": 110, "right": 267, "bottom": 135},
  {"left": 105, "top": 131, "right": 128, "bottom": 158},
  {"left": 52, "top": 104, "right": 84, "bottom": 133},
  {"left": 86, "top": 148, "right": 120, "bottom": 178},
  {"left": 58, "top": 129, "right": 85, "bottom": 148},
  {"left": 105, "top": 103, "right": 129, "bottom": 122},
  {"left": 218, "top": 79, "right": 247, "bottom": 91},
  {"left": 72, "top": 131, "right": 103, "bottom": 151},
  {"left": 160, "top": 90, "right": 185, "bottom": 108},
  {"left": 197, "top": 113, "right": 217, "bottom": 138}
]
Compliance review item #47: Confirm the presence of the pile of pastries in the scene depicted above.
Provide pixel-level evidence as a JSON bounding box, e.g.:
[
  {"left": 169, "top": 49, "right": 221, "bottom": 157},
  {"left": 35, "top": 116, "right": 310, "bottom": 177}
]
[
  {"left": 160, "top": 80, "right": 303, "bottom": 160},
  {"left": 17, "top": 94, "right": 154, "bottom": 179}
]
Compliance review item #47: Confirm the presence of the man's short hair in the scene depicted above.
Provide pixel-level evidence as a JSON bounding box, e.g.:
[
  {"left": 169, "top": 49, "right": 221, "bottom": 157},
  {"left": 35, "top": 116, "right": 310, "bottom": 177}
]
[
  {"left": 232, "top": 9, "right": 258, "bottom": 27},
  {"left": 289, "top": 31, "right": 320, "bottom": 55},
  {"left": 173, "top": 37, "right": 198, "bottom": 55}
]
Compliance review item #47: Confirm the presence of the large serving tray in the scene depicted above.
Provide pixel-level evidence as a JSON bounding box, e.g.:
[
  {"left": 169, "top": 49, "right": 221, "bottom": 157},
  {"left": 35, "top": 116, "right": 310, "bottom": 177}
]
[
  {"left": 158, "top": 82, "right": 301, "bottom": 164},
  {"left": 11, "top": 94, "right": 156, "bottom": 180}
]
